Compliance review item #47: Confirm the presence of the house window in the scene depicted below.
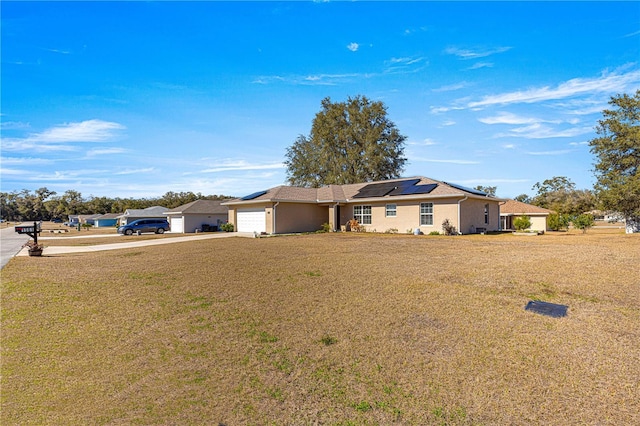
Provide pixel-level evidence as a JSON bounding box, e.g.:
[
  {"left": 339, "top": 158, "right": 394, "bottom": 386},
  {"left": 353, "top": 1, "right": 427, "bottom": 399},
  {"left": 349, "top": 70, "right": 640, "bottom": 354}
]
[
  {"left": 484, "top": 204, "right": 489, "bottom": 224},
  {"left": 353, "top": 205, "right": 372, "bottom": 225},
  {"left": 420, "top": 202, "right": 433, "bottom": 226},
  {"left": 386, "top": 204, "right": 397, "bottom": 217}
]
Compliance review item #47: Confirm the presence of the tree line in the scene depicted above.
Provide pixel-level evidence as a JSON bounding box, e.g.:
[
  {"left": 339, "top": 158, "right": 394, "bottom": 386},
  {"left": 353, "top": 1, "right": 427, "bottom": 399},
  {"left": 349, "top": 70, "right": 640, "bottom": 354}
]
[{"left": 0, "top": 189, "right": 233, "bottom": 222}]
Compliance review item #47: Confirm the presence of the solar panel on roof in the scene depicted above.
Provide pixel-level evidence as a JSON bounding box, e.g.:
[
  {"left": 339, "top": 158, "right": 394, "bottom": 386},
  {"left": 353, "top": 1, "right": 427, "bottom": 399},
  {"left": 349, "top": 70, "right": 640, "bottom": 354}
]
[
  {"left": 444, "top": 182, "right": 488, "bottom": 196},
  {"left": 353, "top": 179, "right": 436, "bottom": 198},
  {"left": 399, "top": 183, "right": 438, "bottom": 195},
  {"left": 241, "top": 190, "right": 268, "bottom": 200}
]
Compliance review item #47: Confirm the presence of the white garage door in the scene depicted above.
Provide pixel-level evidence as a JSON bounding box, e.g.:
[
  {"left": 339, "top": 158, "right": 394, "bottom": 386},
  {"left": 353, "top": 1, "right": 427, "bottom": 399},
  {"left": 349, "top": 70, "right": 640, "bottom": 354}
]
[
  {"left": 170, "top": 217, "right": 184, "bottom": 233},
  {"left": 237, "top": 208, "right": 266, "bottom": 233}
]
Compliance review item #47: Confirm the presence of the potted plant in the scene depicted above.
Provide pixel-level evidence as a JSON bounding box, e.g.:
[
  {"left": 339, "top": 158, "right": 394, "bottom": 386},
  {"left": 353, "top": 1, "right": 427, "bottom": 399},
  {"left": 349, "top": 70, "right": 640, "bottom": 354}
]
[{"left": 23, "top": 240, "right": 44, "bottom": 256}]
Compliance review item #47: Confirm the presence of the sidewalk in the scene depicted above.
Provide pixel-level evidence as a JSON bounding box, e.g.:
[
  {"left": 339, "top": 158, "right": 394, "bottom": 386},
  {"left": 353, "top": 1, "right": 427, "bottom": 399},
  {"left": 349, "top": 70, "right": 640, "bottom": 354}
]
[{"left": 15, "top": 232, "right": 255, "bottom": 256}]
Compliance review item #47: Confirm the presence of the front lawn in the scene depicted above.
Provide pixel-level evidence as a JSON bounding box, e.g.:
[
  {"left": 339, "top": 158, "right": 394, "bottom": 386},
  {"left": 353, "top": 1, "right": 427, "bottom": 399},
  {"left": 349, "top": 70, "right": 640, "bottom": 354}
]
[{"left": 2, "top": 232, "right": 638, "bottom": 424}]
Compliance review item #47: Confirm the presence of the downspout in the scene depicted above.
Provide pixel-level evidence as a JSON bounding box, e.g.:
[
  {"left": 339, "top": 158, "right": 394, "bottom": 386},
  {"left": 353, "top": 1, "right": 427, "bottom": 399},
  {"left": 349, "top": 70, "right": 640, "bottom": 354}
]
[
  {"left": 272, "top": 202, "right": 279, "bottom": 235},
  {"left": 457, "top": 196, "right": 468, "bottom": 235}
]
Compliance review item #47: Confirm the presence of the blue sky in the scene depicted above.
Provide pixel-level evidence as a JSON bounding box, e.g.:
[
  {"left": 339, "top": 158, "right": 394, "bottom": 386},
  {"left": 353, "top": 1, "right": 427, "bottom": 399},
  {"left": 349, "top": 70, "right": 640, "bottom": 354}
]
[{"left": 2, "top": 1, "right": 639, "bottom": 199}]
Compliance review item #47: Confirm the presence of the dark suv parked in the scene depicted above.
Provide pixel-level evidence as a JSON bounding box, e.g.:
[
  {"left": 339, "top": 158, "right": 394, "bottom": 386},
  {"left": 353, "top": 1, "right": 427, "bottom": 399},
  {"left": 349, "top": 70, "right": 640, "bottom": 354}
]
[{"left": 118, "top": 219, "right": 170, "bottom": 235}]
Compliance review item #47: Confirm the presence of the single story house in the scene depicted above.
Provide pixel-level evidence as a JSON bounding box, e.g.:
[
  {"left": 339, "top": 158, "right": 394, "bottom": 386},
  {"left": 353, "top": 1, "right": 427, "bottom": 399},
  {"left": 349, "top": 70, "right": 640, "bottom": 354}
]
[
  {"left": 67, "top": 215, "right": 79, "bottom": 226},
  {"left": 164, "top": 200, "right": 229, "bottom": 233},
  {"left": 499, "top": 199, "right": 553, "bottom": 232},
  {"left": 93, "top": 213, "right": 120, "bottom": 228},
  {"left": 117, "top": 206, "right": 169, "bottom": 226},
  {"left": 77, "top": 214, "right": 102, "bottom": 225},
  {"left": 223, "top": 176, "right": 503, "bottom": 235}
]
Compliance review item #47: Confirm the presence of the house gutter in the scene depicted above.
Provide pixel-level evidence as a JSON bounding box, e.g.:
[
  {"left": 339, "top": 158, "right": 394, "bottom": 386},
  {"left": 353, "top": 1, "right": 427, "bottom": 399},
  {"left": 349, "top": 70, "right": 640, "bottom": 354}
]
[
  {"left": 457, "top": 195, "right": 468, "bottom": 234},
  {"left": 272, "top": 202, "right": 279, "bottom": 234}
]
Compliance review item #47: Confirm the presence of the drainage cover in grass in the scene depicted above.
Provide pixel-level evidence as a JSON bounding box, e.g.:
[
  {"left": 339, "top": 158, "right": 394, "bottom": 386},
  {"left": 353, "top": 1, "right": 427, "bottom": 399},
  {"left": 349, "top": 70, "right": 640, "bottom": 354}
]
[{"left": 525, "top": 300, "right": 568, "bottom": 318}]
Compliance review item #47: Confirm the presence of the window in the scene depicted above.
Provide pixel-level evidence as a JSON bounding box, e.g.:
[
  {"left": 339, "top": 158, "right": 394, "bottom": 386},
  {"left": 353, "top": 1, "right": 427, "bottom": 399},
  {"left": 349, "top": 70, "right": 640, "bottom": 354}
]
[
  {"left": 386, "top": 204, "right": 397, "bottom": 217},
  {"left": 484, "top": 204, "right": 489, "bottom": 224},
  {"left": 420, "top": 202, "right": 433, "bottom": 226},
  {"left": 354, "top": 205, "right": 372, "bottom": 225}
]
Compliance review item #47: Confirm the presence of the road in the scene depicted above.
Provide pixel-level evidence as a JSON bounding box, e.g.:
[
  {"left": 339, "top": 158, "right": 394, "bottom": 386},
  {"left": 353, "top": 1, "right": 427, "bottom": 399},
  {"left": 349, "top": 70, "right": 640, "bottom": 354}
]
[{"left": 1, "top": 224, "right": 30, "bottom": 269}]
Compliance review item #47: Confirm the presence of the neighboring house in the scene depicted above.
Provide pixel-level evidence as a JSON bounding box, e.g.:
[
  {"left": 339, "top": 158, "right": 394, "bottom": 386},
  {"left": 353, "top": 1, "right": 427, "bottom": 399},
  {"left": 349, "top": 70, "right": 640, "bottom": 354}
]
[
  {"left": 77, "top": 214, "right": 102, "bottom": 225},
  {"left": 499, "top": 199, "right": 553, "bottom": 232},
  {"left": 117, "top": 206, "right": 169, "bottom": 226},
  {"left": 93, "top": 213, "right": 121, "bottom": 228},
  {"left": 67, "top": 215, "right": 79, "bottom": 226},
  {"left": 164, "top": 200, "right": 229, "bottom": 233},
  {"left": 223, "top": 176, "right": 503, "bottom": 235}
]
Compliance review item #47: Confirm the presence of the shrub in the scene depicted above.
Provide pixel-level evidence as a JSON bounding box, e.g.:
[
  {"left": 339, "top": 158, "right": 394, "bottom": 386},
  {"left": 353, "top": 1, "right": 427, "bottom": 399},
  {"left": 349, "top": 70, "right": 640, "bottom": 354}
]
[
  {"left": 384, "top": 228, "right": 398, "bottom": 234},
  {"left": 548, "top": 213, "right": 570, "bottom": 231},
  {"left": 429, "top": 231, "right": 441, "bottom": 236},
  {"left": 320, "top": 222, "right": 332, "bottom": 233},
  {"left": 573, "top": 214, "right": 595, "bottom": 233},
  {"left": 220, "top": 222, "right": 234, "bottom": 232},
  {"left": 441, "top": 219, "right": 457, "bottom": 235},
  {"left": 513, "top": 216, "right": 532, "bottom": 231}
]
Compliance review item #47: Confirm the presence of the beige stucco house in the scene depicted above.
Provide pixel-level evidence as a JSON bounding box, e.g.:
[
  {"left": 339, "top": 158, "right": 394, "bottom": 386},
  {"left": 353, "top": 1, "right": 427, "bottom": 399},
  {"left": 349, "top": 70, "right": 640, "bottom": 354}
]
[
  {"left": 164, "top": 200, "right": 228, "bottom": 233},
  {"left": 223, "top": 176, "right": 503, "bottom": 235},
  {"left": 499, "top": 199, "right": 553, "bottom": 232}
]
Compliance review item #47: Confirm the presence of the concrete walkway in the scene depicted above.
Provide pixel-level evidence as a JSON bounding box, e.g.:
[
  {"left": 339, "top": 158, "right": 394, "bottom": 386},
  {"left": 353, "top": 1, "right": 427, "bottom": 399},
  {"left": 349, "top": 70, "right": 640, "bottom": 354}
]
[{"left": 8, "top": 231, "right": 255, "bottom": 258}]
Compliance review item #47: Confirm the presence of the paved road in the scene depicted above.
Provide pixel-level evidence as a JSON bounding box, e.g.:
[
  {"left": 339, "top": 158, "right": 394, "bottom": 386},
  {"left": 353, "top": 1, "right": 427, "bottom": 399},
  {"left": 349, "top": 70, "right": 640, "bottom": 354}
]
[{"left": 1, "top": 224, "right": 30, "bottom": 269}]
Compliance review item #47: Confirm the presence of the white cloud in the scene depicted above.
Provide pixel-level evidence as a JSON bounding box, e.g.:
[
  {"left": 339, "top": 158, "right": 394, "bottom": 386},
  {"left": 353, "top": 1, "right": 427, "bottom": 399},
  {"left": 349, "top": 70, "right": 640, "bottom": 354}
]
[
  {"left": 468, "top": 62, "right": 494, "bottom": 70},
  {"left": 0, "top": 121, "right": 30, "bottom": 130},
  {"left": 496, "top": 123, "right": 592, "bottom": 139},
  {"left": 114, "top": 168, "right": 155, "bottom": 175},
  {"left": 85, "top": 147, "right": 128, "bottom": 157},
  {"left": 408, "top": 138, "right": 438, "bottom": 146},
  {"left": 479, "top": 112, "right": 551, "bottom": 125},
  {"left": 201, "top": 159, "right": 285, "bottom": 173},
  {"left": 0, "top": 156, "right": 53, "bottom": 165},
  {"left": 347, "top": 42, "right": 359, "bottom": 52},
  {"left": 445, "top": 46, "right": 512, "bottom": 60},
  {"left": 525, "top": 150, "right": 572, "bottom": 156},
  {"left": 25, "top": 119, "right": 125, "bottom": 143},
  {"left": 468, "top": 68, "right": 640, "bottom": 108},
  {"left": 432, "top": 82, "right": 469, "bottom": 92}
]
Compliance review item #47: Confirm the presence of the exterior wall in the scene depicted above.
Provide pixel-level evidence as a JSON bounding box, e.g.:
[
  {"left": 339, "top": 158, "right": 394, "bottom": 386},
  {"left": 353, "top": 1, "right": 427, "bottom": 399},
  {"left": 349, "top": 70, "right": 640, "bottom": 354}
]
[
  {"left": 459, "top": 198, "right": 500, "bottom": 233},
  {"left": 501, "top": 214, "right": 549, "bottom": 232},
  {"left": 274, "top": 202, "right": 327, "bottom": 234},
  {"left": 94, "top": 219, "right": 118, "bottom": 228},
  {"left": 182, "top": 214, "right": 228, "bottom": 233},
  {"left": 529, "top": 216, "right": 548, "bottom": 232},
  {"left": 341, "top": 198, "right": 461, "bottom": 234}
]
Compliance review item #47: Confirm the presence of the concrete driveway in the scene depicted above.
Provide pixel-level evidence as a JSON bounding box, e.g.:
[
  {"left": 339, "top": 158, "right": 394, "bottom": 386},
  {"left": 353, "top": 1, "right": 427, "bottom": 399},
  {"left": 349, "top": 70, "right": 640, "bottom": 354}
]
[
  {"left": 2, "top": 229, "right": 254, "bottom": 267},
  {"left": 1, "top": 225, "right": 30, "bottom": 269}
]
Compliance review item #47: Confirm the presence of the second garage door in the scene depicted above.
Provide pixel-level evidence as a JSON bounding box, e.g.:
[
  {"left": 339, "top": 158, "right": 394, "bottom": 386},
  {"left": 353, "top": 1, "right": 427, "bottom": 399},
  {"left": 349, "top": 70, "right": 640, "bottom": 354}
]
[
  {"left": 170, "top": 217, "right": 184, "bottom": 233},
  {"left": 237, "top": 208, "right": 266, "bottom": 233}
]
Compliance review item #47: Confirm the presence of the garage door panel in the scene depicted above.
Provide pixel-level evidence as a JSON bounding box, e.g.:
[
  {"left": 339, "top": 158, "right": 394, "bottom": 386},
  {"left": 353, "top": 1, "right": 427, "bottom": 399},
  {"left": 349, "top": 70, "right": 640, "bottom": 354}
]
[
  {"left": 237, "top": 209, "right": 266, "bottom": 233},
  {"left": 171, "top": 217, "right": 184, "bottom": 233}
]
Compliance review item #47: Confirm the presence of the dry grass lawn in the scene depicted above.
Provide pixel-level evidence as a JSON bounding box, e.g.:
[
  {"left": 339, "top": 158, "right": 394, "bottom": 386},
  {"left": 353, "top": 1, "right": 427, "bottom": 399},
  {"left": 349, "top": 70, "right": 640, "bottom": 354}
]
[{"left": 2, "top": 231, "right": 639, "bottom": 425}]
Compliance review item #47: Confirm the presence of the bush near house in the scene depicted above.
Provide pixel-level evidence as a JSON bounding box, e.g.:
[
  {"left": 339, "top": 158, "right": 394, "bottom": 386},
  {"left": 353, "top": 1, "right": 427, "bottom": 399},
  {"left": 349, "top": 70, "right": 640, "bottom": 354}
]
[{"left": 513, "top": 215, "right": 532, "bottom": 231}]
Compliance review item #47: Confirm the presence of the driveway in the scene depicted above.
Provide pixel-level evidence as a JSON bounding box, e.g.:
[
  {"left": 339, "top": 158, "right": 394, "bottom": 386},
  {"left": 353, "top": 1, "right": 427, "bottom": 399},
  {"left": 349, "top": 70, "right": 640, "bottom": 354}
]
[
  {"left": 1, "top": 224, "right": 30, "bottom": 269},
  {"left": 3, "top": 230, "right": 255, "bottom": 266}
]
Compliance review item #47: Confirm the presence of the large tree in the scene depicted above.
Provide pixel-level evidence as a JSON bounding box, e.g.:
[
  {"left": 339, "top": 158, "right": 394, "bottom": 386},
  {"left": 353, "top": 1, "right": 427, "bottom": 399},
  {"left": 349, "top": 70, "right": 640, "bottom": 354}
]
[
  {"left": 285, "top": 95, "right": 407, "bottom": 187},
  {"left": 589, "top": 91, "right": 640, "bottom": 233}
]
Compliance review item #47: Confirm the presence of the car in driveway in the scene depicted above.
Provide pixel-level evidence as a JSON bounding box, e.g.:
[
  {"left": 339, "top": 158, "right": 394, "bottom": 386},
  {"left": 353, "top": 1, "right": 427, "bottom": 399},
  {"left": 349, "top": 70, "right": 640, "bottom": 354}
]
[{"left": 117, "top": 219, "right": 170, "bottom": 235}]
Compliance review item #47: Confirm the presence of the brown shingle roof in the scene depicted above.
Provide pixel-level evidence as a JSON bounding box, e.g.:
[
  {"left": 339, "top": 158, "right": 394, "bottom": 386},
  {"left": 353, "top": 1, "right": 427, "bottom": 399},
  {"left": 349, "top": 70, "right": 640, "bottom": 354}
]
[
  {"left": 225, "top": 176, "right": 500, "bottom": 205},
  {"left": 165, "top": 200, "right": 228, "bottom": 214},
  {"left": 499, "top": 199, "right": 554, "bottom": 215}
]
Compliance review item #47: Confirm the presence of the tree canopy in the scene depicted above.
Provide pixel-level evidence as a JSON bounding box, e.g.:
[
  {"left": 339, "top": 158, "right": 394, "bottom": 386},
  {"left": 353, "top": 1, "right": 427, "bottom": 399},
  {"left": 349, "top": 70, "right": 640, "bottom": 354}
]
[
  {"left": 589, "top": 90, "right": 640, "bottom": 232},
  {"left": 285, "top": 95, "right": 407, "bottom": 187},
  {"left": 530, "top": 176, "right": 596, "bottom": 216}
]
